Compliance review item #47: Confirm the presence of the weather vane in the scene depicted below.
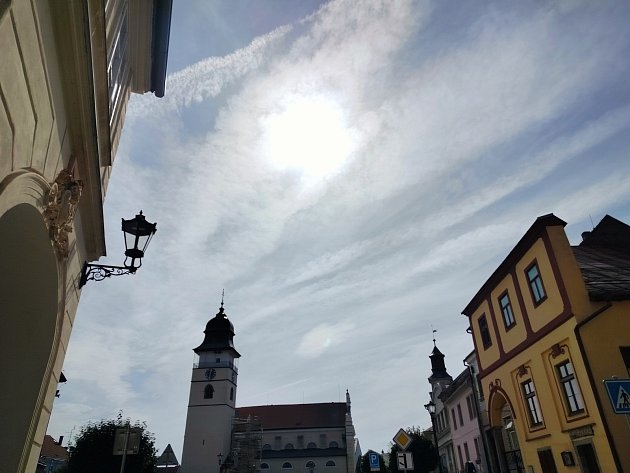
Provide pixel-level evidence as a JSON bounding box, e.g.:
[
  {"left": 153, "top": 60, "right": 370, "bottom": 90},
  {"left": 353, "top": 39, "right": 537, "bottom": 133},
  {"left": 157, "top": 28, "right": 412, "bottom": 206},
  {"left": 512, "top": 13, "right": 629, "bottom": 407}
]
[{"left": 432, "top": 327, "right": 437, "bottom": 347}]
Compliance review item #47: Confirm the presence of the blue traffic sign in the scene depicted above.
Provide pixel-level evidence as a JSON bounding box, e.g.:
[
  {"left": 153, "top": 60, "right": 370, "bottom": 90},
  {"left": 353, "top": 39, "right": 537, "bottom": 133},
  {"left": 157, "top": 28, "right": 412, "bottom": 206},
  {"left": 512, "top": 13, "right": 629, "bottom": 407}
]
[
  {"left": 604, "top": 379, "right": 630, "bottom": 414},
  {"left": 369, "top": 452, "right": 380, "bottom": 471}
]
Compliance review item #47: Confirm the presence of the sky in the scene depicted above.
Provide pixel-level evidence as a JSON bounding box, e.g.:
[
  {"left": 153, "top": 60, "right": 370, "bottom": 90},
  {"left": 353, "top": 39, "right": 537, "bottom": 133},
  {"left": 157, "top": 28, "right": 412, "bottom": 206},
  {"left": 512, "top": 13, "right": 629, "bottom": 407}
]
[{"left": 48, "top": 0, "right": 630, "bottom": 460}]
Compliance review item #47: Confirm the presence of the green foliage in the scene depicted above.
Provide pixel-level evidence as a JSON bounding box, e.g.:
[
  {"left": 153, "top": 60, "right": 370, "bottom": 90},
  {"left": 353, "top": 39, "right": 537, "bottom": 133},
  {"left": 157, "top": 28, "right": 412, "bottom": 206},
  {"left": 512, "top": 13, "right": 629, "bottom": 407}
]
[
  {"left": 361, "top": 450, "right": 388, "bottom": 473},
  {"left": 67, "top": 413, "right": 157, "bottom": 473},
  {"left": 387, "top": 427, "right": 437, "bottom": 473}
]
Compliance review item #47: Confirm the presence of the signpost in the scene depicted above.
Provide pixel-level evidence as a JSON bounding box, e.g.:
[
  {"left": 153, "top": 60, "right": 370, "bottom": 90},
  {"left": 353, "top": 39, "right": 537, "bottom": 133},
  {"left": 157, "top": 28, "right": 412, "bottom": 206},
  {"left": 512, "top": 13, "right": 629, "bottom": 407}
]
[
  {"left": 392, "top": 429, "right": 413, "bottom": 471},
  {"left": 113, "top": 424, "right": 143, "bottom": 473},
  {"left": 603, "top": 379, "right": 630, "bottom": 414},
  {"left": 396, "top": 452, "right": 414, "bottom": 471}
]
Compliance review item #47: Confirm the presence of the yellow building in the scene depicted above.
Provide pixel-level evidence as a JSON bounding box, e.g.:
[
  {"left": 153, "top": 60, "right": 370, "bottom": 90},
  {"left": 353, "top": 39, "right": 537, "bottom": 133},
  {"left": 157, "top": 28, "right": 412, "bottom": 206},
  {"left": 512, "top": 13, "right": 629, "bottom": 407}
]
[
  {"left": 462, "top": 214, "right": 630, "bottom": 473},
  {"left": 0, "top": 1, "right": 171, "bottom": 472}
]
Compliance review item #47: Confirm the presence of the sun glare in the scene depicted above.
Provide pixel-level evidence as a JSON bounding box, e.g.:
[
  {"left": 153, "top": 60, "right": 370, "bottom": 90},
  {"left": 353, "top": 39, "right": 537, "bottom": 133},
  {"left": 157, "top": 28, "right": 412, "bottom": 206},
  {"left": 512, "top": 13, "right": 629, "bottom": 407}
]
[{"left": 261, "top": 95, "right": 357, "bottom": 179}]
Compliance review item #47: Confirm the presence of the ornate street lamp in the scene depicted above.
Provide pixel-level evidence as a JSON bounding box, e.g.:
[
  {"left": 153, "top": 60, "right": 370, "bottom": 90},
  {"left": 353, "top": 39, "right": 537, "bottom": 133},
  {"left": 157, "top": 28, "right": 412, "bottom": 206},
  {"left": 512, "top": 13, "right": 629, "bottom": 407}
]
[
  {"left": 425, "top": 400, "right": 445, "bottom": 473},
  {"left": 79, "top": 211, "right": 157, "bottom": 287}
]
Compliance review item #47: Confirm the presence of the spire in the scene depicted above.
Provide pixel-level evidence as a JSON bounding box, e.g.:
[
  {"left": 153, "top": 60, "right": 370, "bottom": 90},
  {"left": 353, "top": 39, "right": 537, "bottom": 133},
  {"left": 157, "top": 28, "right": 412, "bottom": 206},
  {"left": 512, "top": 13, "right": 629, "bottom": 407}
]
[
  {"left": 428, "top": 330, "right": 451, "bottom": 383},
  {"left": 193, "top": 293, "right": 240, "bottom": 357}
]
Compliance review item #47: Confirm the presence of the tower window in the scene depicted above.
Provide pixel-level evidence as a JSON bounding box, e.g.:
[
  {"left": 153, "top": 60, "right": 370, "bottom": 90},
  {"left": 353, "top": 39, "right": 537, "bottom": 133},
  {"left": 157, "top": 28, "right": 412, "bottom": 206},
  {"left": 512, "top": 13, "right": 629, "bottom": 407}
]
[
  {"left": 204, "top": 384, "right": 214, "bottom": 399},
  {"left": 230, "top": 387, "right": 234, "bottom": 401},
  {"left": 325, "top": 461, "right": 336, "bottom": 467},
  {"left": 282, "top": 463, "right": 293, "bottom": 469},
  {"left": 261, "top": 463, "right": 270, "bottom": 469},
  {"left": 263, "top": 444, "right": 272, "bottom": 450},
  {"left": 306, "top": 461, "right": 316, "bottom": 469},
  {"left": 307, "top": 442, "right": 317, "bottom": 449}
]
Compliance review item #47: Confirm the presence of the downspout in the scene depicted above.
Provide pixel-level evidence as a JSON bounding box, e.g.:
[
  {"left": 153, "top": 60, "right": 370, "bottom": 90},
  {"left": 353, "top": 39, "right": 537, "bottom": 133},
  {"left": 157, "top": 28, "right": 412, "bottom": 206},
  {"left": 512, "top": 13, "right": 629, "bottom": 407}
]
[{"left": 574, "top": 302, "right": 622, "bottom": 473}]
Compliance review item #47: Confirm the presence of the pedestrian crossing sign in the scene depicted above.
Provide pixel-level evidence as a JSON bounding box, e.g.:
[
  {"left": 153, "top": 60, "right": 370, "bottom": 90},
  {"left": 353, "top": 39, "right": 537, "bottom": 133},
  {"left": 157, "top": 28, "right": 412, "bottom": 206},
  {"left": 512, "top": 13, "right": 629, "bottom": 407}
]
[{"left": 604, "top": 379, "right": 630, "bottom": 414}]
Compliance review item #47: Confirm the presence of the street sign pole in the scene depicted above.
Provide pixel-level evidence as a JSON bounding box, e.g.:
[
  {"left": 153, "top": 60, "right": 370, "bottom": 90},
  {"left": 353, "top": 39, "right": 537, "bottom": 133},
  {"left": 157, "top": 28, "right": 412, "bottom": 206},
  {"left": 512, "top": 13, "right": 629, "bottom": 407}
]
[{"left": 119, "top": 423, "right": 130, "bottom": 473}]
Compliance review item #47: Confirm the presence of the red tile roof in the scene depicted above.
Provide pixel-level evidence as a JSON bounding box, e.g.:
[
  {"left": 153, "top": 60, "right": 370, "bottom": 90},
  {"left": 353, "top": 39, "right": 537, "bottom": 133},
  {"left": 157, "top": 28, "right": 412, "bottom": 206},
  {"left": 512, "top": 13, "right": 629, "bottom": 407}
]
[
  {"left": 40, "top": 435, "right": 68, "bottom": 461},
  {"left": 235, "top": 403, "right": 347, "bottom": 430}
]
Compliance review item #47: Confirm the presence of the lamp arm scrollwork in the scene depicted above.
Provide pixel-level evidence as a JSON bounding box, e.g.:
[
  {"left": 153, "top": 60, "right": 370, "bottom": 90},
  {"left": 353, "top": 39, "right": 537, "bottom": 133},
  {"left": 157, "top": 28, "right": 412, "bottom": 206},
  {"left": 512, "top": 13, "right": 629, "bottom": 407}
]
[{"left": 79, "top": 262, "right": 137, "bottom": 288}]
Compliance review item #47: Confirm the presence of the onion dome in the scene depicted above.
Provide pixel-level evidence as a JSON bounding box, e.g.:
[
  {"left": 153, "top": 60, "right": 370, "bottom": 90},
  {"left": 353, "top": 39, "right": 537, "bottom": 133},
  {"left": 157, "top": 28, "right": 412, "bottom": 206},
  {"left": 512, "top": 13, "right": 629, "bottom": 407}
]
[{"left": 193, "top": 300, "right": 241, "bottom": 357}]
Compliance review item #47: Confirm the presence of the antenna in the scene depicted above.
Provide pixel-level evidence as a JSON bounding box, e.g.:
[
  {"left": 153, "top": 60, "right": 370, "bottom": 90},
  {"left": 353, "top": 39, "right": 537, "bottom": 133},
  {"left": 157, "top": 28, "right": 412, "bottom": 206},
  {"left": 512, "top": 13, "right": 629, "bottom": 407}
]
[
  {"left": 221, "top": 288, "right": 225, "bottom": 308},
  {"left": 589, "top": 214, "right": 595, "bottom": 230}
]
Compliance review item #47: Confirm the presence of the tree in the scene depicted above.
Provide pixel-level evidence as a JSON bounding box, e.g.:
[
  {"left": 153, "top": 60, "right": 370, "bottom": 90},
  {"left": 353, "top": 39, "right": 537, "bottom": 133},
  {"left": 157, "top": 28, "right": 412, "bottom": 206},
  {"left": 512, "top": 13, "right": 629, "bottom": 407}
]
[
  {"left": 361, "top": 450, "right": 388, "bottom": 473},
  {"left": 387, "top": 427, "right": 437, "bottom": 473},
  {"left": 67, "top": 414, "right": 157, "bottom": 473}
]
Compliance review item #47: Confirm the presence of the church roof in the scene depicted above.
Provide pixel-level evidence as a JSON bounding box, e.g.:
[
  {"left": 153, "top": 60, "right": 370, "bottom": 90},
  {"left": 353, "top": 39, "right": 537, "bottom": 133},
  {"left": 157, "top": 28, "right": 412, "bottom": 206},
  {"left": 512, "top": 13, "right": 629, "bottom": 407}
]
[
  {"left": 194, "top": 302, "right": 240, "bottom": 356},
  {"left": 235, "top": 403, "right": 347, "bottom": 430}
]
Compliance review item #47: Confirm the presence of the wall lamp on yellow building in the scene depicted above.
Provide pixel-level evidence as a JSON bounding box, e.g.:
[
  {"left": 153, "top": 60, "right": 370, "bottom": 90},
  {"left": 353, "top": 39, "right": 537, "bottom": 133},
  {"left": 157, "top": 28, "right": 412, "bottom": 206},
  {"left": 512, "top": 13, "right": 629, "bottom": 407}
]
[{"left": 79, "top": 211, "right": 157, "bottom": 287}]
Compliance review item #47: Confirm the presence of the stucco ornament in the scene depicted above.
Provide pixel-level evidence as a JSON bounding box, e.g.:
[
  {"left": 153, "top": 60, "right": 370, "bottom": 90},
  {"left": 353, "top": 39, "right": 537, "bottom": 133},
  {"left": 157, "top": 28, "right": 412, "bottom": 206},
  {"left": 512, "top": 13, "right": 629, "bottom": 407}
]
[{"left": 44, "top": 168, "right": 83, "bottom": 258}]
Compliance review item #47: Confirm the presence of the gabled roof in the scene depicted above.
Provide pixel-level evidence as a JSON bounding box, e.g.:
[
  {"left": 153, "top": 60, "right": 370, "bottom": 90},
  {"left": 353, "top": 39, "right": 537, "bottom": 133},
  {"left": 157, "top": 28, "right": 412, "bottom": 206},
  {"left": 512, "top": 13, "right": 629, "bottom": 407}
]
[
  {"left": 462, "top": 214, "right": 566, "bottom": 316},
  {"left": 235, "top": 403, "right": 347, "bottom": 430},
  {"left": 438, "top": 367, "right": 470, "bottom": 402},
  {"left": 573, "top": 215, "right": 630, "bottom": 301}
]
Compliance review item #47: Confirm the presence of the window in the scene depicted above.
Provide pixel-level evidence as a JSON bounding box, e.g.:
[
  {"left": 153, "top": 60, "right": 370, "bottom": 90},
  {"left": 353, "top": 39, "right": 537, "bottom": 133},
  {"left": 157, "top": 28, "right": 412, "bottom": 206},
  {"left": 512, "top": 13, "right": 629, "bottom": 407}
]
[
  {"left": 329, "top": 441, "right": 339, "bottom": 448},
  {"left": 306, "top": 461, "right": 316, "bottom": 469},
  {"left": 204, "top": 384, "right": 214, "bottom": 399},
  {"left": 107, "top": 5, "right": 129, "bottom": 121},
  {"left": 263, "top": 444, "right": 272, "bottom": 450},
  {"left": 285, "top": 443, "right": 294, "bottom": 450},
  {"left": 261, "top": 463, "right": 270, "bottom": 469},
  {"left": 464, "top": 442, "right": 470, "bottom": 461},
  {"left": 466, "top": 395, "right": 473, "bottom": 420},
  {"left": 499, "top": 292, "right": 516, "bottom": 328},
  {"left": 282, "top": 463, "right": 293, "bottom": 469},
  {"left": 522, "top": 379, "right": 543, "bottom": 426},
  {"left": 451, "top": 409, "right": 457, "bottom": 429},
  {"left": 457, "top": 404, "right": 464, "bottom": 427},
  {"left": 307, "top": 442, "right": 317, "bottom": 449},
  {"left": 325, "top": 461, "right": 336, "bottom": 467},
  {"left": 478, "top": 315, "right": 492, "bottom": 349},
  {"left": 457, "top": 445, "right": 464, "bottom": 470},
  {"left": 297, "top": 435, "right": 304, "bottom": 448},
  {"left": 557, "top": 361, "right": 584, "bottom": 414},
  {"left": 526, "top": 263, "right": 546, "bottom": 304},
  {"left": 230, "top": 387, "right": 234, "bottom": 401},
  {"left": 473, "top": 438, "right": 480, "bottom": 459}
]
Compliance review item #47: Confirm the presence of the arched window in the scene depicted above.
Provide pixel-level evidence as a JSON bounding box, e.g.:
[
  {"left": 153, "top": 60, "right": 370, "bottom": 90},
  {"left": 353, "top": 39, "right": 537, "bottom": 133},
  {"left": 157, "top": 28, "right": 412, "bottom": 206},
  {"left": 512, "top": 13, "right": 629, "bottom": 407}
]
[
  {"left": 282, "top": 463, "right": 293, "bottom": 469},
  {"left": 204, "top": 384, "right": 214, "bottom": 399},
  {"left": 263, "top": 444, "right": 272, "bottom": 450},
  {"left": 261, "top": 463, "right": 270, "bottom": 469},
  {"left": 328, "top": 441, "right": 338, "bottom": 448},
  {"left": 307, "top": 442, "right": 317, "bottom": 449},
  {"left": 285, "top": 443, "right": 294, "bottom": 450},
  {"left": 306, "top": 461, "right": 316, "bottom": 469},
  {"left": 325, "top": 461, "right": 336, "bottom": 467},
  {"left": 230, "top": 387, "right": 234, "bottom": 400}
]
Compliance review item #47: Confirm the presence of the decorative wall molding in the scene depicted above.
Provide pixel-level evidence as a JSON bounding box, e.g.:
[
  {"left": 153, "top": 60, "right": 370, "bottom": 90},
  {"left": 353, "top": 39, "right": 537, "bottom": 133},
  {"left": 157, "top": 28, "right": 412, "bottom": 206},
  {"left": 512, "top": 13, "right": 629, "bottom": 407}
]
[{"left": 43, "top": 168, "right": 83, "bottom": 258}]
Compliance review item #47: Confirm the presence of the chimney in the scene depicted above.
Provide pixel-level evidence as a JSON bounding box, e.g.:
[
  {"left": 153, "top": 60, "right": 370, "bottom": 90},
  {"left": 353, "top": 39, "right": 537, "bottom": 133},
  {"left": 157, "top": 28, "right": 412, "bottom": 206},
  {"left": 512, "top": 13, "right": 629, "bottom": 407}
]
[
  {"left": 581, "top": 231, "right": 591, "bottom": 241},
  {"left": 58, "top": 435, "right": 64, "bottom": 446}
]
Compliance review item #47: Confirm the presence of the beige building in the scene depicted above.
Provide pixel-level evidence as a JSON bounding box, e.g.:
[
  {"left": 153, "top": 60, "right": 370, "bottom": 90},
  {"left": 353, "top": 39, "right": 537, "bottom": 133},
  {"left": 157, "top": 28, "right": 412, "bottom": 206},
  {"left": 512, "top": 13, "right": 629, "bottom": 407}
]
[
  {"left": 462, "top": 214, "right": 629, "bottom": 473},
  {"left": 0, "top": 1, "right": 171, "bottom": 472}
]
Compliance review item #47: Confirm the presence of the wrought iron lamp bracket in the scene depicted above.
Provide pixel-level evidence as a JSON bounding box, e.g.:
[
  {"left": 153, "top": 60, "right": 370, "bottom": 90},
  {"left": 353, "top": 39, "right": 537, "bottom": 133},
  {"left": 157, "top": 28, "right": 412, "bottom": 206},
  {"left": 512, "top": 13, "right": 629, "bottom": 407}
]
[{"left": 79, "top": 262, "right": 137, "bottom": 287}]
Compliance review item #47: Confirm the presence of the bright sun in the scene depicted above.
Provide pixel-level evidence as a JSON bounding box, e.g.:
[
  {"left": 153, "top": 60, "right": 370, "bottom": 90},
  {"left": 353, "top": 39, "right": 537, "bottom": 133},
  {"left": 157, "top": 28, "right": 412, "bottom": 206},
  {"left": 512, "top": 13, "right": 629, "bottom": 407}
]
[{"left": 261, "top": 94, "right": 357, "bottom": 179}]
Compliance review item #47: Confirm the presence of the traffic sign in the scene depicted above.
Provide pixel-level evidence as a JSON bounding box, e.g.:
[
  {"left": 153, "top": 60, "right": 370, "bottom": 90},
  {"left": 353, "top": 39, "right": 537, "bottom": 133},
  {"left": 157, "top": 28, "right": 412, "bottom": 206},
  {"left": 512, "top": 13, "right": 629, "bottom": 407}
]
[
  {"left": 604, "top": 379, "right": 630, "bottom": 414},
  {"left": 369, "top": 452, "right": 380, "bottom": 471},
  {"left": 397, "top": 452, "right": 414, "bottom": 471},
  {"left": 393, "top": 428, "right": 412, "bottom": 450}
]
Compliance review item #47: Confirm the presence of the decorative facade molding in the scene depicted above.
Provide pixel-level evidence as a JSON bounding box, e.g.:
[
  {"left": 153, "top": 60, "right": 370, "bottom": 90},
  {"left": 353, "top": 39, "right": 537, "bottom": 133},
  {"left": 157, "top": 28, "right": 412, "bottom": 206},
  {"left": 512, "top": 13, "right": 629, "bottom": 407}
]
[{"left": 43, "top": 168, "right": 83, "bottom": 258}]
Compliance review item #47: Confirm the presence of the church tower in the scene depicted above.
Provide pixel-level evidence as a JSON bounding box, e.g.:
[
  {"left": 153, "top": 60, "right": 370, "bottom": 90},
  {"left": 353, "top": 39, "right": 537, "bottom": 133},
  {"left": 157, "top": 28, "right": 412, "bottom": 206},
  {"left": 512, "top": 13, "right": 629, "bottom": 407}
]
[{"left": 181, "top": 299, "right": 241, "bottom": 473}]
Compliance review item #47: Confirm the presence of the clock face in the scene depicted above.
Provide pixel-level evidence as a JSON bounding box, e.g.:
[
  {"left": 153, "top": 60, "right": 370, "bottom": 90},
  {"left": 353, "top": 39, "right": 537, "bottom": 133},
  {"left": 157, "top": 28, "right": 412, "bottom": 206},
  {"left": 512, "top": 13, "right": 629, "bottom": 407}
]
[{"left": 205, "top": 368, "right": 217, "bottom": 380}]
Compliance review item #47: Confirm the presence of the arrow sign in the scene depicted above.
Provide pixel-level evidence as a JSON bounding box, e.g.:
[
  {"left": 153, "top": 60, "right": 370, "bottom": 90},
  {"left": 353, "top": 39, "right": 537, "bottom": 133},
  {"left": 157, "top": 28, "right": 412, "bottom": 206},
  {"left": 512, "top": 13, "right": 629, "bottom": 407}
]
[{"left": 604, "top": 379, "right": 630, "bottom": 414}]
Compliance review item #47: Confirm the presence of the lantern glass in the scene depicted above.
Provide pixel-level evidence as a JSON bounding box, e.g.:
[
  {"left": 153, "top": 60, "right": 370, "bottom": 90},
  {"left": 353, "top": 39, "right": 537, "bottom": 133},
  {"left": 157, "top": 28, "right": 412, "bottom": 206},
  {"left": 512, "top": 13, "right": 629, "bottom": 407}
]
[
  {"left": 121, "top": 211, "right": 157, "bottom": 269},
  {"left": 425, "top": 401, "right": 436, "bottom": 415}
]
